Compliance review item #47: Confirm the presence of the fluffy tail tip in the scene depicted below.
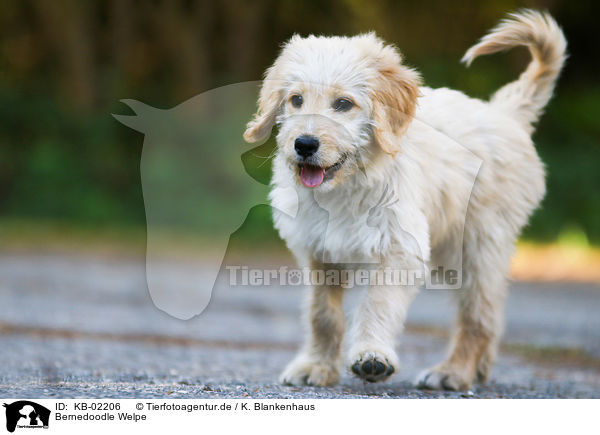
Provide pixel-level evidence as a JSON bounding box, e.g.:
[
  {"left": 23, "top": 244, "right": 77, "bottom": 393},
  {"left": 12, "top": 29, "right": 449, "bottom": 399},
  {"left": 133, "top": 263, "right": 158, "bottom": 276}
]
[{"left": 460, "top": 9, "right": 564, "bottom": 68}]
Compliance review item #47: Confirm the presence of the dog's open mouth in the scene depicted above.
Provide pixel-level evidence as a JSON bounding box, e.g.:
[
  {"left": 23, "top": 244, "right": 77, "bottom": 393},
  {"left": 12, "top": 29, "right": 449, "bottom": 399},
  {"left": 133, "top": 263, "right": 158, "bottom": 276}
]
[{"left": 298, "top": 155, "right": 347, "bottom": 188}]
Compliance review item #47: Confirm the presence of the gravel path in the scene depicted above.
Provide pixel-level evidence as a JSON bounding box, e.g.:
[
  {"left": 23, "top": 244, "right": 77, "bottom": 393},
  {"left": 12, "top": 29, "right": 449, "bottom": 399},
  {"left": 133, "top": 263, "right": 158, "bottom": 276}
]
[{"left": 1, "top": 253, "right": 599, "bottom": 398}]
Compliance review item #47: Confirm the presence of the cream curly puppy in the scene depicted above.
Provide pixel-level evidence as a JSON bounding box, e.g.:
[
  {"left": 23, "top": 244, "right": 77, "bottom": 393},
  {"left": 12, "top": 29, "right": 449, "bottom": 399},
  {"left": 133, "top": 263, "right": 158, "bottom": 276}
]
[{"left": 244, "top": 10, "right": 566, "bottom": 390}]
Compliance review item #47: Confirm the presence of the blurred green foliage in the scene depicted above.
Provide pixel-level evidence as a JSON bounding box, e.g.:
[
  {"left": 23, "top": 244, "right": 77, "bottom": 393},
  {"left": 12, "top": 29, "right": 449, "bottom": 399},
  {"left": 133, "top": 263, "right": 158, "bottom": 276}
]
[{"left": 0, "top": 0, "right": 598, "bottom": 243}]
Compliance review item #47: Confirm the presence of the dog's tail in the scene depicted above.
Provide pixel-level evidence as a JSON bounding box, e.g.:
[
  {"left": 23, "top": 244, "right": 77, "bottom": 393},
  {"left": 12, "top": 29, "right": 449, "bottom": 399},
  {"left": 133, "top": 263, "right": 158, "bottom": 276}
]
[{"left": 462, "top": 10, "right": 567, "bottom": 131}]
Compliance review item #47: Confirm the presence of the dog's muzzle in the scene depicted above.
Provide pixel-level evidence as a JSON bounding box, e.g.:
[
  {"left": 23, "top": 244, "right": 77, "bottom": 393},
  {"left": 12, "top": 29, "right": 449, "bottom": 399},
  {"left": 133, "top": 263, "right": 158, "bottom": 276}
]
[{"left": 298, "top": 154, "right": 348, "bottom": 188}]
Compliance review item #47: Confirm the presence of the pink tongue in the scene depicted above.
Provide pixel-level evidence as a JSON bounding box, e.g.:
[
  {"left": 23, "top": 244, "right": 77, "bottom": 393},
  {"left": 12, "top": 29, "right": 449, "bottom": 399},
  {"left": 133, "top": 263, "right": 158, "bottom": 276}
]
[{"left": 300, "top": 165, "right": 324, "bottom": 188}]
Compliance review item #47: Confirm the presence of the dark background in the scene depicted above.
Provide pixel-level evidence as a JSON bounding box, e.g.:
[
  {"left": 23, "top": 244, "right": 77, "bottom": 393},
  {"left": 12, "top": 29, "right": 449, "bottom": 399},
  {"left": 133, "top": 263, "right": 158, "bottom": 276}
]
[{"left": 1, "top": 0, "right": 598, "bottom": 245}]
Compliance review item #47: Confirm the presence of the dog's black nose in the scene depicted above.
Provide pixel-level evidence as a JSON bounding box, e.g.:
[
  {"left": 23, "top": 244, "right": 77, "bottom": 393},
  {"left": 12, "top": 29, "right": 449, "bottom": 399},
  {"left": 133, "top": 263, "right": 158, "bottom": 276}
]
[{"left": 294, "top": 135, "right": 319, "bottom": 158}]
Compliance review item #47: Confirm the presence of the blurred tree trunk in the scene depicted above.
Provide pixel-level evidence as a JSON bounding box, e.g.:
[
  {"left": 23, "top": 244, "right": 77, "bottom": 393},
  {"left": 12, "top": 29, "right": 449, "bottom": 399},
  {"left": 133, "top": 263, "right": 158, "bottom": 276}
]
[
  {"left": 148, "top": 0, "right": 212, "bottom": 101},
  {"left": 110, "top": 0, "right": 134, "bottom": 81},
  {"left": 222, "top": 0, "right": 271, "bottom": 81},
  {"left": 30, "top": 0, "right": 96, "bottom": 110}
]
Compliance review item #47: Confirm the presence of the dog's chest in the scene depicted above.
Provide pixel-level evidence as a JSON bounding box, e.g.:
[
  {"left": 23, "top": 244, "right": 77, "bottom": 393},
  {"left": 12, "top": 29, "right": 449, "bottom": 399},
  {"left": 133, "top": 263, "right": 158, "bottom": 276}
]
[{"left": 271, "top": 189, "right": 388, "bottom": 263}]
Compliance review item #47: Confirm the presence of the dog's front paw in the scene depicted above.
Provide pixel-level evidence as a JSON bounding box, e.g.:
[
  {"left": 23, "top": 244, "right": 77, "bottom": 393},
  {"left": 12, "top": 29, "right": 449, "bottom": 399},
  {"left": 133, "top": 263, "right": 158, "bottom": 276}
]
[
  {"left": 415, "top": 365, "right": 472, "bottom": 391},
  {"left": 348, "top": 349, "right": 397, "bottom": 383},
  {"left": 279, "top": 355, "right": 339, "bottom": 387}
]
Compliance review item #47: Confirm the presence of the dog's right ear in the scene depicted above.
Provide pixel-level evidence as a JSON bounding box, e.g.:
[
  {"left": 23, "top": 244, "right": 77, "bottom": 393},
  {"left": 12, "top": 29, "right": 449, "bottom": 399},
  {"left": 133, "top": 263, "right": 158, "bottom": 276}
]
[{"left": 243, "top": 62, "right": 283, "bottom": 143}]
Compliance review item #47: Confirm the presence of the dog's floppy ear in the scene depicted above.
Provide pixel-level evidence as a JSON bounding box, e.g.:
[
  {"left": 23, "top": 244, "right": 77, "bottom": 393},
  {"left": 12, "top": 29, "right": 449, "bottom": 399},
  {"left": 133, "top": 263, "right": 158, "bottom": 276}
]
[
  {"left": 243, "top": 62, "right": 284, "bottom": 143},
  {"left": 371, "top": 45, "right": 421, "bottom": 155}
]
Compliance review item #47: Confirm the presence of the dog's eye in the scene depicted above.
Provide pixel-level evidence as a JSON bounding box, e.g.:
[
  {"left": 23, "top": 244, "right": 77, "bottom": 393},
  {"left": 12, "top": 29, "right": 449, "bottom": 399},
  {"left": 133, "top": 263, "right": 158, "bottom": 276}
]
[
  {"left": 333, "top": 98, "right": 354, "bottom": 112},
  {"left": 290, "top": 94, "right": 303, "bottom": 108}
]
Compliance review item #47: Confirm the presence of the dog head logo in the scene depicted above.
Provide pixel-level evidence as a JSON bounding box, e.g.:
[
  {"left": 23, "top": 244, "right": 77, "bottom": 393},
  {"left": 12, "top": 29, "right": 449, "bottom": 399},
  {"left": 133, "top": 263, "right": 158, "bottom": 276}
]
[{"left": 3, "top": 401, "right": 50, "bottom": 433}]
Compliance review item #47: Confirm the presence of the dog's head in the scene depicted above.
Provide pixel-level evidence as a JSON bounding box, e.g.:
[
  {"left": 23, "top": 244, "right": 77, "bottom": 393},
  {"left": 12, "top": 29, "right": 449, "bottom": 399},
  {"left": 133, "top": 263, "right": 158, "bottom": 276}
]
[{"left": 244, "top": 33, "right": 420, "bottom": 190}]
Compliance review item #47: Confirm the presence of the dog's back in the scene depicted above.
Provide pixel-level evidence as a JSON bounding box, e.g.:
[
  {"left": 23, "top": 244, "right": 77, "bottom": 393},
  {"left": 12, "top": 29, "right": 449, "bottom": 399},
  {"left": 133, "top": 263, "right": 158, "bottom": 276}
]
[{"left": 411, "top": 10, "right": 566, "bottom": 250}]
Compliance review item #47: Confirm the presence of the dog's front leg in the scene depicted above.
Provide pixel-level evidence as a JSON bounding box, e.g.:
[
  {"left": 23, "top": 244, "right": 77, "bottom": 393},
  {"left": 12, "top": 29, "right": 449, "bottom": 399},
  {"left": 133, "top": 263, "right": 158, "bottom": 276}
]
[
  {"left": 348, "top": 273, "right": 419, "bottom": 383},
  {"left": 280, "top": 261, "right": 345, "bottom": 386}
]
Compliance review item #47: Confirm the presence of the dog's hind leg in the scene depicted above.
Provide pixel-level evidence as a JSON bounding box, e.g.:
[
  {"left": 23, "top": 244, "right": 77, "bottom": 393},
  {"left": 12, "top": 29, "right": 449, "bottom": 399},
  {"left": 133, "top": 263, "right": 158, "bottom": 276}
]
[
  {"left": 280, "top": 260, "right": 346, "bottom": 386},
  {"left": 416, "top": 232, "right": 512, "bottom": 390}
]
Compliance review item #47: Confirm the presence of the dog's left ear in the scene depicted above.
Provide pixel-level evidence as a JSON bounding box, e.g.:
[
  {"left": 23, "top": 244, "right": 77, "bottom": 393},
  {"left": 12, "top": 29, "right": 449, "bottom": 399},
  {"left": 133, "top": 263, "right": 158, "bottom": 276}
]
[
  {"left": 371, "top": 45, "right": 421, "bottom": 155},
  {"left": 244, "top": 62, "right": 283, "bottom": 143}
]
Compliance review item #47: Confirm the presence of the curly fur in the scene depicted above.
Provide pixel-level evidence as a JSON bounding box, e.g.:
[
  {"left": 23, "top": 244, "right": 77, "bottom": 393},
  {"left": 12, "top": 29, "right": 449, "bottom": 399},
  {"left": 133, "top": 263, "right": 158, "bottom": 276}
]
[{"left": 244, "top": 10, "right": 566, "bottom": 390}]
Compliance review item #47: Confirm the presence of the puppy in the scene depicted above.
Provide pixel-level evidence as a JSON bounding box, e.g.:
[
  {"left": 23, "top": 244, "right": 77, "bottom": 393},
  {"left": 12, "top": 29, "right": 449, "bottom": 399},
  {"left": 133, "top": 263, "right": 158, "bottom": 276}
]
[{"left": 244, "top": 10, "right": 566, "bottom": 390}]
